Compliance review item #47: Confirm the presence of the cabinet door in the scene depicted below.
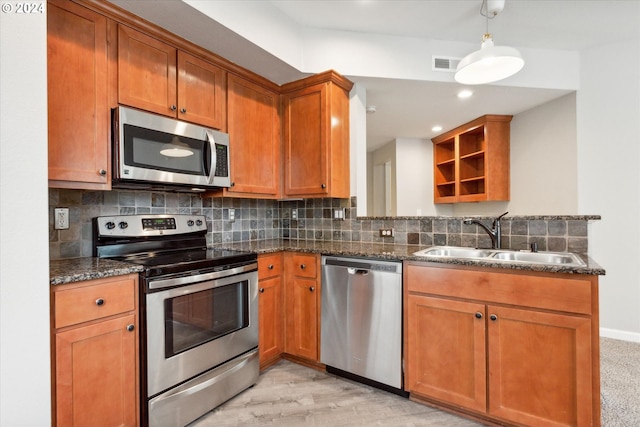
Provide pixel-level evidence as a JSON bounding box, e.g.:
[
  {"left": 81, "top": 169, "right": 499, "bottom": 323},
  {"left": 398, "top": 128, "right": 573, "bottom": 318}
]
[
  {"left": 226, "top": 75, "right": 280, "bottom": 196},
  {"left": 406, "top": 295, "right": 487, "bottom": 412},
  {"left": 487, "top": 305, "right": 593, "bottom": 427},
  {"left": 283, "top": 83, "right": 329, "bottom": 197},
  {"left": 118, "top": 25, "right": 177, "bottom": 117},
  {"left": 284, "top": 277, "right": 319, "bottom": 360},
  {"left": 258, "top": 275, "right": 283, "bottom": 367},
  {"left": 47, "top": 0, "right": 111, "bottom": 188},
  {"left": 55, "top": 314, "right": 138, "bottom": 427},
  {"left": 177, "top": 51, "right": 226, "bottom": 130}
]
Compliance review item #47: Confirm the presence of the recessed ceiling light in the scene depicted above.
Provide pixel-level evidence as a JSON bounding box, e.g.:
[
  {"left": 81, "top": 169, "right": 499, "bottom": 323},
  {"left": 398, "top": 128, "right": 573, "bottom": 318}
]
[
  {"left": 432, "top": 125, "right": 443, "bottom": 132},
  {"left": 458, "top": 89, "right": 473, "bottom": 99}
]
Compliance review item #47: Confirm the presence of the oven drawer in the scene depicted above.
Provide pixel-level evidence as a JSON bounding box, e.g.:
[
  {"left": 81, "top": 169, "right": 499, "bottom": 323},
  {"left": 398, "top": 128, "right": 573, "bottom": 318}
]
[{"left": 54, "top": 276, "right": 137, "bottom": 328}]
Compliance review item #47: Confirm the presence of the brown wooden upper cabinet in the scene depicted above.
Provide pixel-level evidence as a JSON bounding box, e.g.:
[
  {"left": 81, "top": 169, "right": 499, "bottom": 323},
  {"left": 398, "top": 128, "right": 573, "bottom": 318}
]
[
  {"left": 222, "top": 75, "right": 281, "bottom": 198},
  {"left": 281, "top": 71, "right": 353, "bottom": 198},
  {"left": 431, "top": 115, "right": 512, "bottom": 204},
  {"left": 117, "top": 25, "right": 226, "bottom": 130},
  {"left": 47, "top": 0, "right": 114, "bottom": 190}
]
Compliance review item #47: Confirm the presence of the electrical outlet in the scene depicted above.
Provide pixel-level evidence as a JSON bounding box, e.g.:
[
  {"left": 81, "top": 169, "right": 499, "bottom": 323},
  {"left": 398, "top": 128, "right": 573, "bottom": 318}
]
[
  {"left": 292, "top": 209, "right": 297, "bottom": 220},
  {"left": 54, "top": 208, "right": 69, "bottom": 230},
  {"left": 379, "top": 228, "right": 394, "bottom": 237},
  {"left": 229, "top": 208, "right": 235, "bottom": 222}
]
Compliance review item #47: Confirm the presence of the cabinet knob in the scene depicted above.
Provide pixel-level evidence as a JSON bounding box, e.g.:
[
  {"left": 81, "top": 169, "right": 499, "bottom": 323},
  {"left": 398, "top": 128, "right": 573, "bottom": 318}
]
[
  {"left": 490, "top": 314, "right": 498, "bottom": 321},
  {"left": 170, "top": 105, "right": 177, "bottom": 111},
  {"left": 321, "top": 184, "right": 327, "bottom": 189},
  {"left": 300, "top": 264, "right": 306, "bottom": 269},
  {"left": 475, "top": 312, "right": 483, "bottom": 319},
  {"left": 230, "top": 182, "right": 235, "bottom": 187},
  {"left": 309, "top": 286, "right": 315, "bottom": 292},
  {"left": 259, "top": 288, "right": 265, "bottom": 293},
  {"left": 127, "top": 324, "right": 135, "bottom": 332},
  {"left": 95, "top": 298, "right": 104, "bottom": 306},
  {"left": 268, "top": 264, "right": 274, "bottom": 270},
  {"left": 98, "top": 169, "right": 107, "bottom": 176},
  {"left": 180, "top": 108, "right": 187, "bottom": 113}
]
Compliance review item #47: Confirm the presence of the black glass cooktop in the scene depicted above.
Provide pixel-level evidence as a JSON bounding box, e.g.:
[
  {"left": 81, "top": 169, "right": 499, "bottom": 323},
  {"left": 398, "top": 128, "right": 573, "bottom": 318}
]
[{"left": 117, "top": 248, "right": 256, "bottom": 278}]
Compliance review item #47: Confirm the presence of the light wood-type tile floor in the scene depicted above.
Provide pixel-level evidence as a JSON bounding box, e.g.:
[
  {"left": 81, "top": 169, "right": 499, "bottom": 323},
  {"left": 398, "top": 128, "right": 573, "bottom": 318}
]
[{"left": 189, "top": 360, "right": 482, "bottom": 427}]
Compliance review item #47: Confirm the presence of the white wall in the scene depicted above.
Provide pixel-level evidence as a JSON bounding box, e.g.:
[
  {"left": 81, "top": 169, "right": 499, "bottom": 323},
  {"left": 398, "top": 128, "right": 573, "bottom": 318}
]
[
  {"left": 0, "top": 6, "right": 51, "bottom": 425},
  {"left": 368, "top": 141, "right": 397, "bottom": 216},
  {"left": 395, "top": 138, "right": 433, "bottom": 216},
  {"left": 350, "top": 84, "right": 368, "bottom": 217},
  {"left": 578, "top": 37, "right": 640, "bottom": 341}
]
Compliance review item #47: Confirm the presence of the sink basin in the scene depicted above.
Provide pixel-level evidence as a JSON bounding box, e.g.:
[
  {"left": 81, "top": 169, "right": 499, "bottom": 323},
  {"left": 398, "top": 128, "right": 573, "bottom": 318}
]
[
  {"left": 412, "top": 246, "right": 586, "bottom": 267},
  {"left": 490, "top": 251, "right": 586, "bottom": 266},
  {"left": 413, "top": 246, "right": 493, "bottom": 259}
]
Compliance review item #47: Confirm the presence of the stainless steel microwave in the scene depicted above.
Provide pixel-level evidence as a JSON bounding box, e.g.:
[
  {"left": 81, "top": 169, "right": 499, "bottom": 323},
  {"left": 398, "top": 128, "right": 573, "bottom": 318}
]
[{"left": 112, "top": 106, "right": 231, "bottom": 191}]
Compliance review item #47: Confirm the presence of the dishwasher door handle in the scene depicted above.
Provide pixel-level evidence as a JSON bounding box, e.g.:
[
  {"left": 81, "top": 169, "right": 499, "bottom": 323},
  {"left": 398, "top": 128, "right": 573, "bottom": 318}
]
[{"left": 347, "top": 267, "right": 370, "bottom": 275}]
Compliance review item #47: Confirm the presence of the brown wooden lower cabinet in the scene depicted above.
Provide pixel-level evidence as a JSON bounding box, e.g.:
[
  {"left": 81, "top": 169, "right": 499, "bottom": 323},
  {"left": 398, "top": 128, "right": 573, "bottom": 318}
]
[
  {"left": 51, "top": 275, "right": 139, "bottom": 427},
  {"left": 404, "top": 261, "right": 600, "bottom": 427},
  {"left": 258, "top": 253, "right": 284, "bottom": 369},
  {"left": 284, "top": 252, "right": 321, "bottom": 362}
]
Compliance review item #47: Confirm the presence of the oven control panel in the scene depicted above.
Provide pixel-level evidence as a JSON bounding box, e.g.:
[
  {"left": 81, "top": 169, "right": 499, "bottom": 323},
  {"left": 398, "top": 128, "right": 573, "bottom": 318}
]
[{"left": 95, "top": 214, "right": 207, "bottom": 237}]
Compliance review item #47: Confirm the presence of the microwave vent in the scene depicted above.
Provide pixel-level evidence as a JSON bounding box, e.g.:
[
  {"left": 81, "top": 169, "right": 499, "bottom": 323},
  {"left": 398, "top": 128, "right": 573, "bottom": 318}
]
[{"left": 432, "top": 56, "right": 461, "bottom": 72}]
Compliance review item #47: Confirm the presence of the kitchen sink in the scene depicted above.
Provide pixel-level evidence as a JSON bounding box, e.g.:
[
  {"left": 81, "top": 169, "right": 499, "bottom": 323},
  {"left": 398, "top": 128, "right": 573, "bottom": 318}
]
[
  {"left": 412, "top": 246, "right": 586, "bottom": 267},
  {"left": 412, "top": 246, "right": 493, "bottom": 259},
  {"left": 490, "top": 251, "right": 586, "bottom": 266}
]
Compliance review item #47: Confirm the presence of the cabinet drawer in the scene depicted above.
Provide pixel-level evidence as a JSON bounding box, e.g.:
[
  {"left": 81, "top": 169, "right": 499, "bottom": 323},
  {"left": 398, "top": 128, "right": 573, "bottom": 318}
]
[
  {"left": 405, "top": 262, "right": 594, "bottom": 315},
  {"left": 258, "top": 253, "right": 283, "bottom": 279},
  {"left": 288, "top": 253, "right": 317, "bottom": 278},
  {"left": 54, "top": 277, "right": 137, "bottom": 328}
]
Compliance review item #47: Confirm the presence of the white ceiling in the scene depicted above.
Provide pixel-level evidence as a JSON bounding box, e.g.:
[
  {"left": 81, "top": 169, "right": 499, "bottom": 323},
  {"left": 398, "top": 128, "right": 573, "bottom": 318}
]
[{"left": 112, "top": 0, "right": 640, "bottom": 151}]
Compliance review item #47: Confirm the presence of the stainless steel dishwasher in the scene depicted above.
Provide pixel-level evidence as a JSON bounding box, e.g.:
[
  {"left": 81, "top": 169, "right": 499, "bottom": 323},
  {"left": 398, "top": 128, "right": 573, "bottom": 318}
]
[{"left": 321, "top": 256, "right": 405, "bottom": 394}]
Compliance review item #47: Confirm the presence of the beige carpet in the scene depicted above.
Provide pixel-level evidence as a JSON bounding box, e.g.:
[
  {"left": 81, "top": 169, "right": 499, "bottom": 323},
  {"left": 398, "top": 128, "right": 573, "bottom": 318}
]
[
  {"left": 600, "top": 337, "right": 640, "bottom": 427},
  {"left": 190, "top": 337, "right": 639, "bottom": 427}
]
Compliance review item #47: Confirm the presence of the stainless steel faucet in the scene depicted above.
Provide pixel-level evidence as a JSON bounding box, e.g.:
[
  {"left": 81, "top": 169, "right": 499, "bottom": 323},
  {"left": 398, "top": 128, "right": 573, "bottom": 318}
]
[{"left": 463, "top": 211, "right": 509, "bottom": 249}]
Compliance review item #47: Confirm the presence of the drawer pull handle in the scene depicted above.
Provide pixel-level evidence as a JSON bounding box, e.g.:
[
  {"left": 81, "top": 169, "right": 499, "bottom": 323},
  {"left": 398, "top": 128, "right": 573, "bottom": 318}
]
[
  {"left": 259, "top": 288, "right": 265, "bottom": 293},
  {"left": 300, "top": 264, "right": 306, "bottom": 269},
  {"left": 95, "top": 298, "right": 105, "bottom": 306},
  {"left": 268, "top": 264, "right": 274, "bottom": 270},
  {"left": 475, "top": 312, "right": 483, "bottom": 319},
  {"left": 309, "top": 286, "right": 315, "bottom": 292},
  {"left": 490, "top": 314, "right": 498, "bottom": 321},
  {"left": 127, "top": 324, "right": 135, "bottom": 332}
]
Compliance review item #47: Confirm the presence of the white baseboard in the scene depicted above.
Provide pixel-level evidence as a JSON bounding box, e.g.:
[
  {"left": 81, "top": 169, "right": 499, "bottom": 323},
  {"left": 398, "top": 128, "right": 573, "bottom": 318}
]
[{"left": 600, "top": 327, "right": 640, "bottom": 343}]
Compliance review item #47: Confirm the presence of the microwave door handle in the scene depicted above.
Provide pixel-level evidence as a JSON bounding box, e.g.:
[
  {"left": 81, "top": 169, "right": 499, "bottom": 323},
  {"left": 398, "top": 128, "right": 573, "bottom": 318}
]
[{"left": 206, "top": 130, "right": 216, "bottom": 185}]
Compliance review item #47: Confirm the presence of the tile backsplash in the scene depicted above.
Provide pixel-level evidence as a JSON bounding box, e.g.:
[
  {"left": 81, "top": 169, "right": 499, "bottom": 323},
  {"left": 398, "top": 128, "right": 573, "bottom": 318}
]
[{"left": 49, "top": 189, "right": 598, "bottom": 259}]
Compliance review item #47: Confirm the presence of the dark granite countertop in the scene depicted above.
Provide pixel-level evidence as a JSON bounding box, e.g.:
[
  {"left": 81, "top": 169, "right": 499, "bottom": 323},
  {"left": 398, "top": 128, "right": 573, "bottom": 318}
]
[
  {"left": 50, "top": 258, "right": 144, "bottom": 285},
  {"left": 217, "top": 239, "right": 606, "bottom": 276},
  {"left": 50, "top": 239, "right": 605, "bottom": 285}
]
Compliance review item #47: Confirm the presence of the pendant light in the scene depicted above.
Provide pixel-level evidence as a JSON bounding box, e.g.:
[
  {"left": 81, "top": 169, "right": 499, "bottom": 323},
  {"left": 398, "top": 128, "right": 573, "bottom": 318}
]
[
  {"left": 160, "top": 136, "right": 194, "bottom": 158},
  {"left": 454, "top": 0, "right": 524, "bottom": 85}
]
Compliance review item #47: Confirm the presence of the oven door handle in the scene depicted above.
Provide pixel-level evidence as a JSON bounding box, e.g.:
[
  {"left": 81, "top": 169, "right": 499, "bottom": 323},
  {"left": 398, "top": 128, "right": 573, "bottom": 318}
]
[{"left": 148, "top": 262, "right": 257, "bottom": 290}]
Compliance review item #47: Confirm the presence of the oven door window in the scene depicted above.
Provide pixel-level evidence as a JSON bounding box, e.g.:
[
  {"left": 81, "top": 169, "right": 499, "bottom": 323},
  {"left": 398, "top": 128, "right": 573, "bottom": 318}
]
[
  {"left": 123, "top": 124, "right": 210, "bottom": 175},
  {"left": 164, "top": 280, "right": 249, "bottom": 357}
]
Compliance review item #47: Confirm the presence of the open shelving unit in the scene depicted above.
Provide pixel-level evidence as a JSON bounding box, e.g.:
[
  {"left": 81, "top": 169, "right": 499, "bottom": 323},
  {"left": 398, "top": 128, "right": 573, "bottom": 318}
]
[{"left": 432, "top": 115, "right": 512, "bottom": 204}]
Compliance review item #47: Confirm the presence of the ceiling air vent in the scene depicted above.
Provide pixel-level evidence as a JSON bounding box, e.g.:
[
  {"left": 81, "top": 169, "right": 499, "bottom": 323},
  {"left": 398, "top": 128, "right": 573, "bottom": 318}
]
[{"left": 432, "top": 56, "right": 461, "bottom": 72}]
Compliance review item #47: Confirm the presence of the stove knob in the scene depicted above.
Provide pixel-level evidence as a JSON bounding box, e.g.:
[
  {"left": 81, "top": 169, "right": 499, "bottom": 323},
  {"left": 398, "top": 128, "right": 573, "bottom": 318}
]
[
  {"left": 196, "top": 219, "right": 203, "bottom": 226},
  {"left": 105, "top": 221, "right": 116, "bottom": 230},
  {"left": 187, "top": 220, "right": 195, "bottom": 226},
  {"left": 118, "top": 221, "right": 128, "bottom": 229}
]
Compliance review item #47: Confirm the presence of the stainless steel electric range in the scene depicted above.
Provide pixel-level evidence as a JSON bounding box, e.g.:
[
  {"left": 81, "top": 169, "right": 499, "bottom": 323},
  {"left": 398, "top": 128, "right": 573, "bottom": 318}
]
[{"left": 94, "top": 214, "right": 259, "bottom": 427}]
